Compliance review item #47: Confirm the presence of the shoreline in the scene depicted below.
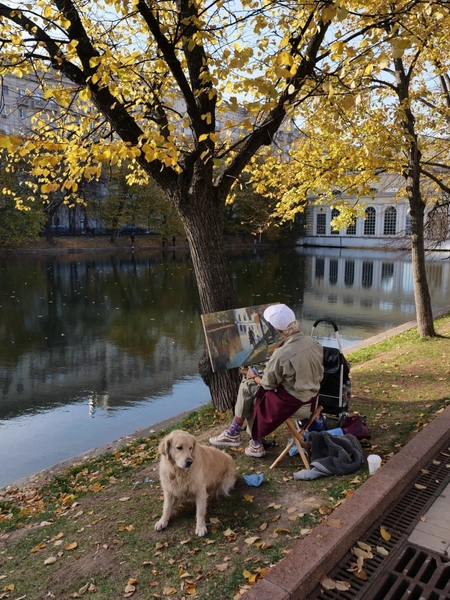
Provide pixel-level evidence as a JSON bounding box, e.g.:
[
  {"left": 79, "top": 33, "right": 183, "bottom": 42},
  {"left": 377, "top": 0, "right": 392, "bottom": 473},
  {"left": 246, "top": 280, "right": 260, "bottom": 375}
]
[
  {"left": 5, "top": 304, "right": 450, "bottom": 493},
  {"left": 0, "top": 235, "right": 277, "bottom": 256}
]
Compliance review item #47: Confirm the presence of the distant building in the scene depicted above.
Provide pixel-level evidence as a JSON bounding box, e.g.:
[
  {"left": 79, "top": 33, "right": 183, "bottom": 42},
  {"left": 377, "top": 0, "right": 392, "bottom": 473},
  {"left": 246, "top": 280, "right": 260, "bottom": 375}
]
[{"left": 299, "top": 172, "right": 450, "bottom": 252}]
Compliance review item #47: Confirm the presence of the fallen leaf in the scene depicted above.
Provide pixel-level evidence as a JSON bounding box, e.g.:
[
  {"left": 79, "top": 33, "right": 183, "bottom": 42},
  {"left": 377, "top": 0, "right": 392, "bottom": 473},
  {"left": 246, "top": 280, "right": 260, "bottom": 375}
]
[
  {"left": 300, "top": 528, "right": 312, "bottom": 536},
  {"left": 327, "top": 518, "right": 345, "bottom": 529},
  {"left": 336, "top": 580, "right": 351, "bottom": 591},
  {"left": 163, "top": 587, "right": 177, "bottom": 596},
  {"left": 183, "top": 580, "right": 197, "bottom": 595},
  {"left": 216, "top": 563, "right": 228, "bottom": 571},
  {"left": 380, "top": 527, "right": 391, "bottom": 541},
  {"left": 273, "top": 528, "right": 291, "bottom": 534},
  {"left": 320, "top": 575, "right": 336, "bottom": 590},
  {"left": 244, "top": 536, "right": 260, "bottom": 545},
  {"left": 119, "top": 497, "right": 131, "bottom": 502},
  {"left": 78, "top": 582, "right": 90, "bottom": 595},
  {"left": 271, "top": 514, "right": 280, "bottom": 522},
  {"left": 357, "top": 541, "right": 372, "bottom": 552},
  {"left": 415, "top": 484, "right": 427, "bottom": 490},
  {"left": 242, "top": 494, "right": 254, "bottom": 502},
  {"left": 259, "top": 522, "right": 268, "bottom": 531},
  {"left": 319, "top": 505, "right": 330, "bottom": 515},
  {"left": 223, "top": 529, "right": 235, "bottom": 537},
  {"left": 44, "top": 556, "right": 57, "bottom": 565},
  {"left": 287, "top": 506, "right": 297, "bottom": 513},
  {"left": 376, "top": 546, "right": 389, "bottom": 556},
  {"left": 124, "top": 584, "right": 136, "bottom": 595},
  {"left": 65, "top": 542, "right": 78, "bottom": 550},
  {"left": 352, "top": 547, "right": 373, "bottom": 560},
  {"left": 353, "top": 569, "right": 368, "bottom": 580}
]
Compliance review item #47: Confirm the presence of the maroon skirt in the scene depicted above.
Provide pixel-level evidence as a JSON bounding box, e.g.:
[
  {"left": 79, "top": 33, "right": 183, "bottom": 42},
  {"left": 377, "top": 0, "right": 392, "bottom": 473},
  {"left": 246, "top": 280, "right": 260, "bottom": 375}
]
[{"left": 251, "top": 385, "right": 318, "bottom": 440}]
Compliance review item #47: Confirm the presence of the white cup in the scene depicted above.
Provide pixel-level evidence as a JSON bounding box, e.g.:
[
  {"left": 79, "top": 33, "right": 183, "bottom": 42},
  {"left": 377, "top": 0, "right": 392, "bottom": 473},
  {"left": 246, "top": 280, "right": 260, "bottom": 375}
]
[{"left": 367, "top": 454, "right": 382, "bottom": 475}]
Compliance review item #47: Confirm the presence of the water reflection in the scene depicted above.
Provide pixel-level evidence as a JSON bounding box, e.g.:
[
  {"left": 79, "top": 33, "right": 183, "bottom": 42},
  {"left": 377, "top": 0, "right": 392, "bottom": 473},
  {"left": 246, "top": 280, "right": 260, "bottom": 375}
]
[{"left": 0, "top": 247, "right": 449, "bottom": 487}]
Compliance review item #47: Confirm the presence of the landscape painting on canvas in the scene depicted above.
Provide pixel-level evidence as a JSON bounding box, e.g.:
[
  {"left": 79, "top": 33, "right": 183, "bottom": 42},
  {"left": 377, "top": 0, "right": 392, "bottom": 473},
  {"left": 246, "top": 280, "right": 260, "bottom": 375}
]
[{"left": 201, "top": 303, "right": 283, "bottom": 372}]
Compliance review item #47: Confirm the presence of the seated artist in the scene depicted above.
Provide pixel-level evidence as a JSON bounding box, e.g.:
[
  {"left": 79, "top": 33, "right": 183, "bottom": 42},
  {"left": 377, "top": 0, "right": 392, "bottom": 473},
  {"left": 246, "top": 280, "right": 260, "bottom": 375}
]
[{"left": 209, "top": 304, "right": 324, "bottom": 457}]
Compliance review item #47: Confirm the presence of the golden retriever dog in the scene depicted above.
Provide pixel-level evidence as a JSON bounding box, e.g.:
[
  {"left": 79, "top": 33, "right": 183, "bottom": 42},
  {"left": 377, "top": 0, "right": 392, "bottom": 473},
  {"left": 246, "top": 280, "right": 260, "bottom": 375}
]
[{"left": 154, "top": 429, "right": 236, "bottom": 537}]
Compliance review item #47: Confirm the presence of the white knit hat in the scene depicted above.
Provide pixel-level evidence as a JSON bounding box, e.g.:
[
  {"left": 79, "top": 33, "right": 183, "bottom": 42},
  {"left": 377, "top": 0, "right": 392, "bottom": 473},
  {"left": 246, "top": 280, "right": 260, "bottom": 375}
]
[{"left": 263, "top": 304, "right": 296, "bottom": 330}]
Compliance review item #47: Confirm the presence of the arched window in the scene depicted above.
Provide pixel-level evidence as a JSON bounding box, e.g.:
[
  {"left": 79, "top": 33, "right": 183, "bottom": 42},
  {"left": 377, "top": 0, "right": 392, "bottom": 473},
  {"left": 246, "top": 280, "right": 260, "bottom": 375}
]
[
  {"left": 331, "top": 208, "right": 340, "bottom": 235},
  {"left": 384, "top": 206, "right": 397, "bottom": 235},
  {"left": 346, "top": 221, "right": 356, "bottom": 235},
  {"left": 364, "top": 207, "right": 376, "bottom": 235},
  {"left": 316, "top": 212, "right": 326, "bottom": 235}
]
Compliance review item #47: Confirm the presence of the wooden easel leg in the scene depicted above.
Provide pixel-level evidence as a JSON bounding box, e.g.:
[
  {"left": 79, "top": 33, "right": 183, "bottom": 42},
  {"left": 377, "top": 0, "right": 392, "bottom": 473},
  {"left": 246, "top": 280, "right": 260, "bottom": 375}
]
[
  {"left": 286, "top": 420, "right": 310, "bottom": 470},
  {"left": 270, "top": 440, "right": 295, "bottom": 470}
]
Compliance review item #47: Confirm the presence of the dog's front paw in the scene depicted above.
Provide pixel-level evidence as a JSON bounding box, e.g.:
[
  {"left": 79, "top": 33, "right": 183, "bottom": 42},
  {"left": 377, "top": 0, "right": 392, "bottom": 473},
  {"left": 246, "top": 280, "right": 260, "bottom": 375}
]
[
  {"left": 195, "top": 523, "right": 208, "bottom": 537},
  {"left": 154, "top": 518, "right": 168, "bottom": 532}
]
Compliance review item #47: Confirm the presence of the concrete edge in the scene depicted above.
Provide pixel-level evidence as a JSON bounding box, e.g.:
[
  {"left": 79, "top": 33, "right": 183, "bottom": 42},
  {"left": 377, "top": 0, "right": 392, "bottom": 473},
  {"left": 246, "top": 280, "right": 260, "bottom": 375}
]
[
  {"left": 241, "top": 404, "right": 450, "bottom": 600},
  {"left": 2, "top": 410, "right": 195, "bottom": 492}
]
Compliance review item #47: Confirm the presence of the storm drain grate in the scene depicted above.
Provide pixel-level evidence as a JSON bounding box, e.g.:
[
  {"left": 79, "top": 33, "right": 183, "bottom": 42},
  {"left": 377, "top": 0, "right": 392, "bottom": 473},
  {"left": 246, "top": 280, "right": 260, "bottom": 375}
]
[
  {"left": 309, "top": 440, "right": 450, "bottom": 599},
  {"left": 368, "top": 543, "right": 450, "bottom": 599}
]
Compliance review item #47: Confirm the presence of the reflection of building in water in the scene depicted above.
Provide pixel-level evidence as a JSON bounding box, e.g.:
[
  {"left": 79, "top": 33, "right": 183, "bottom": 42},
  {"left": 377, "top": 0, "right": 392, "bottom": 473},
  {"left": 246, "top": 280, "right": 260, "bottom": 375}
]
[
  {"left": 0, "top": 336, "right": 201, "bottom": 422},
  {"left": 88, "top": 392, "right": 110, "bottom": 418},
  {"left": 299, "top": 248, "right": 450, "bottom": 329}
]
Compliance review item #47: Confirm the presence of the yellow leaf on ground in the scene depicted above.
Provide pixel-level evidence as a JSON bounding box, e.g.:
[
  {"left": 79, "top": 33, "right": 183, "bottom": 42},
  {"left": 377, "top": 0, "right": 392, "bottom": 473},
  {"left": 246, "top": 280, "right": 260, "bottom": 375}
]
[
  {"left": 244, "top": 536, "right": 260, "bottom": 545},
  {"left": 65, "top": 542, "right": 78, "bottom": 550},
  {"left": 320, "top": 575, "right": 336, "bottom": 590},
  {"left": 380, "top": 527, "right": 391, "bottom": 541},
  {"left": 357, "top": 541, "right": 372, "bottom": 552}
]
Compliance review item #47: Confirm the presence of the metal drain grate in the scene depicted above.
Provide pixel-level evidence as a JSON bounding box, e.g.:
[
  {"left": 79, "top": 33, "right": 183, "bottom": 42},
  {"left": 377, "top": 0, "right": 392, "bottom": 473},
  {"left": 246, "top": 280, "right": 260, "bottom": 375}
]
[
  {"left": 309, "top": 440, "right": 450, "bottom": 599},
  {"left": 368, "top": 543, "right": 450, "bottom": 599}
]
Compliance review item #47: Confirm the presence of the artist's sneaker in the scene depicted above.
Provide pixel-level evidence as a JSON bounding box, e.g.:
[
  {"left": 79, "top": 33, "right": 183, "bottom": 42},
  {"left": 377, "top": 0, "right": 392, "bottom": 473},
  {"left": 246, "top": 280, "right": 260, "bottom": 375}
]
[
  {"left": 209, "top": 430, "right": 241, "bottom": 447},
  {"left": 244, "top": 442, "right": 266, "bottom": 458}
]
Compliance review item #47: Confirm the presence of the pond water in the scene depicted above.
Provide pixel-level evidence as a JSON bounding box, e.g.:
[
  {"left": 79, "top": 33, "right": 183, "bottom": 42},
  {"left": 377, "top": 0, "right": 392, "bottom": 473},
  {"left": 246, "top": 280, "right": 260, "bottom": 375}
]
[{"left": 1, "top": 246, "right": 449, "bottom": 488}]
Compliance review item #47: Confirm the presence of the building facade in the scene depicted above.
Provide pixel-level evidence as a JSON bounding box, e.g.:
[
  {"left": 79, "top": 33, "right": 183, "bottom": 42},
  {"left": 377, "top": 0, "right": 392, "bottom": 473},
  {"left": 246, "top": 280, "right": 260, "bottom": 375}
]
[{"left": 298, "top": 174, "right": 450, "bottom": 252}]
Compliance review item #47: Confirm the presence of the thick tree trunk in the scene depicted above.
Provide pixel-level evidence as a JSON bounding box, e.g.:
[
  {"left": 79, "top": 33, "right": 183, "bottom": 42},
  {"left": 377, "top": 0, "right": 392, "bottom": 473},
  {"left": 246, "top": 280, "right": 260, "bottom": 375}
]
[
  {"left": 405, "top": 141, "right": 435, "bottom": 337},
  {"left": 392, "top": 51, "right": 436, "bottom": 338},
  {"left": 177, "top": 186, "right": 241, "bottom": 412},
  {"left": 409, "top": 196, "right": 435, "bottom": 337}
]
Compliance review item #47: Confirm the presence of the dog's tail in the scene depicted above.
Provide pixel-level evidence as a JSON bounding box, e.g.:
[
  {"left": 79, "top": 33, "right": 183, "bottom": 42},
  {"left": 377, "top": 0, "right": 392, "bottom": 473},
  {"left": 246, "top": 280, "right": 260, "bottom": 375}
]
[{"left": 219, "top": 469, "right": 237, "bottom": 498}]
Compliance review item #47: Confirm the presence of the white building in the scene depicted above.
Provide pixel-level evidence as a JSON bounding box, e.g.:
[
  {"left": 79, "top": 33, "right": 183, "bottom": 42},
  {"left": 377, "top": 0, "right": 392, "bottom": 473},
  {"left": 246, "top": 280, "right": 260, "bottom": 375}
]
[{"left": 299, "top": 172, "right": 450, "bottom": 251}]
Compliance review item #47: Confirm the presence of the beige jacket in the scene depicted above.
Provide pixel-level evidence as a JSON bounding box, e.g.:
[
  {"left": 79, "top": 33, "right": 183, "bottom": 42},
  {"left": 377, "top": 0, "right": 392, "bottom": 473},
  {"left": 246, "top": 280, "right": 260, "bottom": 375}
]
[{"left": 261, "top": 332, "right": 324, "bottom": 402}]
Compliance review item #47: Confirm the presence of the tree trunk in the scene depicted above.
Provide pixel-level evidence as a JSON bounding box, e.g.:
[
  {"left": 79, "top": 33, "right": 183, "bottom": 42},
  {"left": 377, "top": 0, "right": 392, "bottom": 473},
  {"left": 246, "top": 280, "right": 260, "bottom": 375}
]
[
  {"left": 392, "top": 51, "right": 436, "bottom": 338},
  {"left": 409, "top": 196, "right": 436, "bottom": 337},
  {"left": 177, "top": 186, "right": 241, "bottom": 412}
]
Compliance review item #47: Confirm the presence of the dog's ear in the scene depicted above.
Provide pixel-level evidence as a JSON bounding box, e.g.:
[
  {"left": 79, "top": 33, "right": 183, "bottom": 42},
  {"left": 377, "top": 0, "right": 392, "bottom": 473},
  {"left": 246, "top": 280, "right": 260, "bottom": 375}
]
[{"left": 159, "top": 435, "right": 171, "bottom": 457}]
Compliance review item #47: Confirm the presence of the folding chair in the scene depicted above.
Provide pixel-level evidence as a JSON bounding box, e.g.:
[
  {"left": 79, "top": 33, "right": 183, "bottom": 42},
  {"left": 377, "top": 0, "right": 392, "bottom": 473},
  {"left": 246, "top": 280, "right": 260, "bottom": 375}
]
[{"left": 269, "top": 405, "right": 323, "bottom": 470}]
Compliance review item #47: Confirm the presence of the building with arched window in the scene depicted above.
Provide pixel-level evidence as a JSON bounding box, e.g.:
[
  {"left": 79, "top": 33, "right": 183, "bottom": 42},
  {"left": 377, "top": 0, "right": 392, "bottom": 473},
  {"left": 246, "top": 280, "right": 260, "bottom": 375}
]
[{"left": 298, "top": 173, "right": 450, "bottom": 251}]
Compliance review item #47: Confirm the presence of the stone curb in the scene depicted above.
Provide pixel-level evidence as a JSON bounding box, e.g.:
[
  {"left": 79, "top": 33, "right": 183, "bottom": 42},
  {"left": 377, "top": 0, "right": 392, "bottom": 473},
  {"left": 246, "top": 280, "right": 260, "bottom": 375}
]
[{"left": 241, "top": 404, "right": 450, "bottom": 600}]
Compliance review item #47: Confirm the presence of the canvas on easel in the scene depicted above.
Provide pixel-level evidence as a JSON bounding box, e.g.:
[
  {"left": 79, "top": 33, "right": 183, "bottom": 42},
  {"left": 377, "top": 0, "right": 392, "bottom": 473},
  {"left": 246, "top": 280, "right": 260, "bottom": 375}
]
[{"left": 201, "top": 303, "right": 283, "bottom": 373}]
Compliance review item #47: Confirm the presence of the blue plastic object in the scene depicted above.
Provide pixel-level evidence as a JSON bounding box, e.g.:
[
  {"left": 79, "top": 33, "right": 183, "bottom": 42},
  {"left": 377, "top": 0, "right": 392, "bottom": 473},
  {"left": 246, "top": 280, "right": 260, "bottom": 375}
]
[{"left": 243, "top": 473, "right": 264, "bottom": 487}]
